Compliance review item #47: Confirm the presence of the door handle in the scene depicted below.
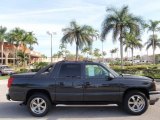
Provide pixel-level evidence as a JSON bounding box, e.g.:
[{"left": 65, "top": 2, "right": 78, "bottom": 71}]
[
  {"left": 85, "top": 82, "right": 90, "bottom": 86},
  {"left": 59, "top": 82, "right": 64, "bottom": 86}
]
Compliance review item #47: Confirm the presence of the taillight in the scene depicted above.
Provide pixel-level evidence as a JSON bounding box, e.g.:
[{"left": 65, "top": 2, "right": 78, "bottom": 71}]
[{"left": 7, "top": 77, "right": 14, "bottom": 88}]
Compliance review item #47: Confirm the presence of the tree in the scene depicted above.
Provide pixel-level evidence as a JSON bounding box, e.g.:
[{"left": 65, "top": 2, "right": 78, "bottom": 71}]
[
  {"left": 25, "top": 32, "right": 38, "bottom": 65},
  {"left": 81, "top": 47, "right": 91, "bottom": 58},
  {"left": 59, "top": 43, "right": 69, "bottom": 58},
  {"left": 0, "top": 26, "right": 7, "bottom": 64},
  {"left": 7, "top": 28, "right": 25, "bottom": 66},
  {"left": 102, "top": 51, "right": 107, "bottom": 56},
  {"left": 17, "top": 50, "right": 29, "bottom": 66},
  {"left": 41, "top": 54, "right": 47, "bottom": 58},
  {"left": 145, "top": 35, "right": 160, "bottom": 63},
  {"left": 101, "top": 6, "right": 144, "bottom": 69},
  {"left": 61, "top": 21, "right": 98, "bottom": 61},
  {"left": 124, "top": 33, "right": 142, "bottom": 65},
  {"left": 110, "top": 49, "right": 115, "bottom": 58},
  {"left": 114, "top": 48, "right": 118, "bottom": 58},
  {"left": 93, "top": 48, "right": 102, "bottom": 59},
  {"left": 145, "top": 20, "right": 160, "bottom": 64}
]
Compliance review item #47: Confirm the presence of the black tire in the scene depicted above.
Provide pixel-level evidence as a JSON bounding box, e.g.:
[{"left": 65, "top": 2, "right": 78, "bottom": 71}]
[
  {"left": 124, "top": 91, "right": 149, "bottom": 115},
  {"left": 117, "top": 103, "right": 123, "bottom": 109},
  {"left": 27, "top": 93, "right": 51, "bottom": 117}
]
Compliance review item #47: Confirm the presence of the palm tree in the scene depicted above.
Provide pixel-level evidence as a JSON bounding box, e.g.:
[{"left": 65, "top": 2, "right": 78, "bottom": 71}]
[
  {"left": 59, "top": 43, "right": 69, "bottom": 58},
  {"left": 93, "top": 48, "right": 101, "bottom": 59},
  {"left": 124, "top": 33, "right": 142, "bottom": 65},
  {"left": 101, "top": 6, "right": 144, "bottom": 69},
  {"left": 7, "top": 28, "right": 25, "bottom": 66},
  {"left": 61, "top": 21, "right": 98, "bottom": 61},
  {"left": 0, "top": 26, "right": 7, "bottom": 65},
  {"left": 110, "top": 49, "right": 115, "bottom": 58},
  {"left": 145, "top": 35, "right": 160, "bottom": 64},
  {"left": 81, "top": 47, "right": 91, "bottom": 58},
  {"left": 25, "top": 32, "right": 38, "bottom": 65},
  {"left": 145, "top": 20, "right": 160, "bottom": 64},
  {"left": 17, "top": 50, "right": 29, "bottom": 66},
  {"left": 114, "top": 48, "right": 118, "bottom": 58}
]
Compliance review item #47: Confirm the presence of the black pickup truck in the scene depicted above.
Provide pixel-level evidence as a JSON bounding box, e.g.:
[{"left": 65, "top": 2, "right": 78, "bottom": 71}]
[{"left": 6, "top": 61, "right": 160, "bottom": 117}]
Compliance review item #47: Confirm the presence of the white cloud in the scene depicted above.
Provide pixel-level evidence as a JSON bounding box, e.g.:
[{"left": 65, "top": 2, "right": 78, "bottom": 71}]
[{"left": 1, "top": 0, "right": 160, "bottom": 58}]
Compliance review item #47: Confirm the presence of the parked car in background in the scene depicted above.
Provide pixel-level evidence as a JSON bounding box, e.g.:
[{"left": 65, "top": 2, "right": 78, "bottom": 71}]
[{"left": 0, "top": 65, "right": 15, "bottom": 76}]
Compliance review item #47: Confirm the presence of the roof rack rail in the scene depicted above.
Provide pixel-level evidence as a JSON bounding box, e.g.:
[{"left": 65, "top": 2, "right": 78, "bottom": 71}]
[{"left": 83, "top": 60, "right": 93, "bottom": 62}]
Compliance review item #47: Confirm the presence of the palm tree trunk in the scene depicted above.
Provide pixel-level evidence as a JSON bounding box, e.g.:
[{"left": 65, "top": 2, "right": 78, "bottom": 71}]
[
  {"left": 147, "top": 49, "right": 149, "bottom": 63},
  {"left": 120, "top": 27, "right": 124, "bottom": 69},
  {"left": 29, "top": 45, "right": 31, "bottom": 70},
  {"left": 120, "top": 40, "right": 123, "bottom": 69},
  {"left": 131, "top": 48, "right": 134, "bottom": 65},
  {"left": 23, "top": 52, "right": 25, "bottom": 67},
  {"left": 15, "top": 47, "right": 18, "bottom": 67},
  {"left": 76, "top": 44, "right": 78, "bottom": 61},
  {"left": 75, "top": 36, "right": 79, "bottom": 61},
  {"left": 153, "top": 31, "right": 155, "bottom": 64},
  {"left": 153, "top": 48, "right": 155, "bottom": 64},
  {"left": 1, "top": 41, "right": 4, "bottom": 65},
  {"left": 13, "top": 48, "right": 15, "bottom": 67}
]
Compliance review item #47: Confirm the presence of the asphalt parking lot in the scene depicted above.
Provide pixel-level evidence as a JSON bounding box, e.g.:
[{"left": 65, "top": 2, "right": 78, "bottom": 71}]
[{"left": 0, "top": 80, "right": 160, "bottom": 120}]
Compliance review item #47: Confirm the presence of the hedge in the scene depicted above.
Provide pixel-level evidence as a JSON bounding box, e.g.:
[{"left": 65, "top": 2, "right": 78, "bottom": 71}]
[{"left": 112, "top": 67, "right": 160, "bottom": 79}]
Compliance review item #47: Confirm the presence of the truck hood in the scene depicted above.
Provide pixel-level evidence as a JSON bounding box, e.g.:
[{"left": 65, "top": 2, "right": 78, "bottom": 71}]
[
  {"left": 121, "top": 74, "right": 154, "bottom": 82},
  {"left": 12, "top": 72, "right": 36, "bottom": 78}
]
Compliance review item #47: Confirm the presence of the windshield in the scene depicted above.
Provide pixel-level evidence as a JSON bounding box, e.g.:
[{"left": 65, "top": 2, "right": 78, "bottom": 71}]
[
  {"left": 101, "top": 63, "right": 119, "bottom": 77},
  {"left": 0, "top": 66, "right": 10, "bottom": 69}
]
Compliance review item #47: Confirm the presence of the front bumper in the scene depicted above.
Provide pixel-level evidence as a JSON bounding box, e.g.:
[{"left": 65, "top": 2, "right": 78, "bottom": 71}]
[
  {"left": 6, "top": 93, "right": 11, "bottom": 101},
  {"left": 2, "top": 71, "right": 14, "bottom": 75},
  {"left": 149, "top": 91, "right": 160, "bottom": 105}
]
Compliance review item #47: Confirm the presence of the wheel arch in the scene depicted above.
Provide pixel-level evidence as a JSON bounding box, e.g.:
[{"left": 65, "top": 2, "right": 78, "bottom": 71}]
[
  {"left": 123, "top": 87, "right": 149, "bottom": 101},
  {"left": 25, "top": 89, "right": 53, "bottom": 104}
]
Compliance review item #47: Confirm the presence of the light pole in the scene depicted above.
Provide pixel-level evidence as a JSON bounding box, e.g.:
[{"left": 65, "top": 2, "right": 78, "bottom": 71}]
[{"left": 47, "top": 31, "right": 56, "bottom": 63}]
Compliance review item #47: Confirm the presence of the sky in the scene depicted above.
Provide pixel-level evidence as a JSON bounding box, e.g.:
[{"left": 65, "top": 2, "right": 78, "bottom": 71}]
[{"left": 0, "top": 0, "right": 160, "bottom": 58}]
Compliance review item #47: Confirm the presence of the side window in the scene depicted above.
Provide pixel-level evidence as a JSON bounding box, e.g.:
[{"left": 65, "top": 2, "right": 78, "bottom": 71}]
[
  {"left": 85, "top": 65, "right": 109, "bottom": 78},
  {"left": 59, "top": 64, "right": 81, "bottom": 78}
]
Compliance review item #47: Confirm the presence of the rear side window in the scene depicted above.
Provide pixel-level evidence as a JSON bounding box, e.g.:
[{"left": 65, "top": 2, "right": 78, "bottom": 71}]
[{"left": 59, "top": 64, "right": 81, "bottom": 78}]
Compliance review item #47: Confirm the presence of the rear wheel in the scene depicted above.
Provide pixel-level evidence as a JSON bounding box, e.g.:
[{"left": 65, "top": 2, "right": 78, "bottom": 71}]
[
  {"left": 27, "top": 94, "right": 51, "bottom": 117},
  {"left": 124, "top": 91, "right": 149, "bottom": 115}
]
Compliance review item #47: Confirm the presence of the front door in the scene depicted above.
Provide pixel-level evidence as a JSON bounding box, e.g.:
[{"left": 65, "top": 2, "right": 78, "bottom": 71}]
[
  {"left": 56, "top": 63, "right": 83, "bottom": 102},
  {"left": 83, "top": 63, "right": 119, "bottom": 102}
]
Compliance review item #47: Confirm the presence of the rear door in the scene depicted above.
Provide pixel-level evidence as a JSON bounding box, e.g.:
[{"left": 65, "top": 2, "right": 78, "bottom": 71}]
[{"left": 55, "top": 63, "right": 83, "bottom": 102}]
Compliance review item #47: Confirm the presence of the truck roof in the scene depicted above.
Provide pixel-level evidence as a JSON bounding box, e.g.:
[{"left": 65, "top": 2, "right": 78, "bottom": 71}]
[{"left": 57, "top": 60, "right": 94, "bottom": 64}]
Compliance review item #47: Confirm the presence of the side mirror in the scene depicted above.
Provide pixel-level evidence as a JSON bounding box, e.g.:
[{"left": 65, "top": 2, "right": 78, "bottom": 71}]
[{"left": 105, "top": 73, "right": 114, "bottom": 81}]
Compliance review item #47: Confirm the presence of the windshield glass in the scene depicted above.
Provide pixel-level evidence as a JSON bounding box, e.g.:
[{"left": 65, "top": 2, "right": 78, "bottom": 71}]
[
  {"left": 101, "top": 63, "right": 119, "bottom": 77},
  {"left": 0, "top": 66, "right": 10, "bottom": 69}
]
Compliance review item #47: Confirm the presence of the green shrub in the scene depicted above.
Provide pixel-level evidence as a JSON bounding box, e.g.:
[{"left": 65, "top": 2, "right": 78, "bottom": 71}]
[
  {"left": 32, "top": 62, "right": 49, "bottom": 70},
  {"left": 111, "top": 64, "right": 160, "bottom": 79},
  {"left": 19, "top": 68, "right": 28, "bottom": 73}
]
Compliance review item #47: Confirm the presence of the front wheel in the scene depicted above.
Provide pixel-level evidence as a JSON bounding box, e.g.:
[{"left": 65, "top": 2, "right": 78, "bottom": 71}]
[
  {"left": 27, "top": 94, "right": 51, "bottom": 117},
  {"left": 124, "top": 91, "right": 149, "bottom": 115}
]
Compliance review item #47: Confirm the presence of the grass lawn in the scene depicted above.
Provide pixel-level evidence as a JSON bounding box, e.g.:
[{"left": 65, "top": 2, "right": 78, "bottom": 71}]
[{"left": 0, "top": 75, "right": 9, "bottom": 80}]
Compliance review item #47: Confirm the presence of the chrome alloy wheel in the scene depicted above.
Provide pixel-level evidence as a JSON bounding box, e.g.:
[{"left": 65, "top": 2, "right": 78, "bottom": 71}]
[
  {"left": 128, "top": 95, "right": 145, "bottom": 113},
  {"left": 30, "top": 98, "right": 47, "bottom": 114}
]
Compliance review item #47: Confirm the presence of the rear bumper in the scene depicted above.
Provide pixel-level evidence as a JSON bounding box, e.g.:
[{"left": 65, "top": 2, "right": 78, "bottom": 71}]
[{"left": 149, "top": 91, "right": 160, "bottom": 105}]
